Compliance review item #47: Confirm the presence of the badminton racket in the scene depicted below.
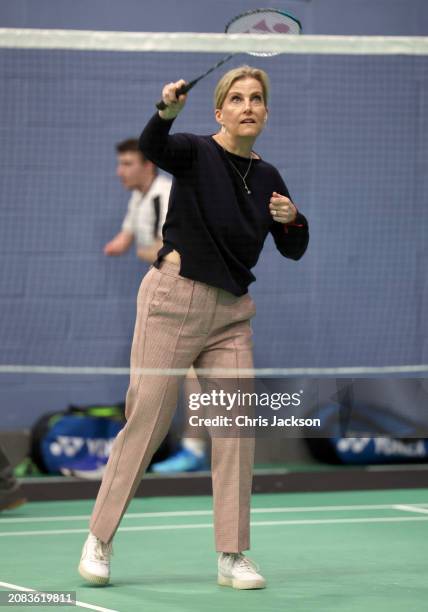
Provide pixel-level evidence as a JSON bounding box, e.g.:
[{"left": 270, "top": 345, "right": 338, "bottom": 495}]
[{"left": 155, "top": 8, "right": 302, "bottom": 110}]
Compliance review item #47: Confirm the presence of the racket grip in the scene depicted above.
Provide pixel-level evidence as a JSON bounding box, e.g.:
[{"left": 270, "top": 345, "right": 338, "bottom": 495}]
[{"left": 155, "top": 82, "right": 192, "bottom": 111}]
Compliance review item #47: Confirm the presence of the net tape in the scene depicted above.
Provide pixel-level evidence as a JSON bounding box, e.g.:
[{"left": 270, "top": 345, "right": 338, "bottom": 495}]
[{"left": 0, "top": 29, "right": 428, "bottom": 55}]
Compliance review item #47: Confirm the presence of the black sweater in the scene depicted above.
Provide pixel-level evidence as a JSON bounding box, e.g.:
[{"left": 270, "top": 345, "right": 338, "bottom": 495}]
[{"left": 139, "top": 113, "right": 309, "bottom": 296}]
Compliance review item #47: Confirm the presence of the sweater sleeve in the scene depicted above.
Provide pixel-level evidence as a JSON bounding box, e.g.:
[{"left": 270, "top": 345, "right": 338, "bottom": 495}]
[
  {"left": 139, "top": 113, "right": 194, "bottom": 175},
  {"left": 269, "top": 171, "right": 309, "bottom": 261}
]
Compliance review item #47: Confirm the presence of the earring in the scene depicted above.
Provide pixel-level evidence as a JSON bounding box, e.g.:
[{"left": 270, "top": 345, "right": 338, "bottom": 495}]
[
  {"left": 221, "top": 125, "right": 226, "bottom": 133},
  {"left": 264, "top": 116, "right": 268, "bottom": 123}
]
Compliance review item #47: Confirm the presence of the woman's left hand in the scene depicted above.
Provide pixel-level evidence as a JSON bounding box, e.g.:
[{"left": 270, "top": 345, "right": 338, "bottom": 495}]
[{"left": 269, "top": 192, "right": 297, "bottom": 224}]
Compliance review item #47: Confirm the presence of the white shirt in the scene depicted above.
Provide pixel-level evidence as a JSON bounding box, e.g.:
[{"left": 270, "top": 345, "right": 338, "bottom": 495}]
[{"left": 121, "top": 174, "right": 172, "bottom": 248}]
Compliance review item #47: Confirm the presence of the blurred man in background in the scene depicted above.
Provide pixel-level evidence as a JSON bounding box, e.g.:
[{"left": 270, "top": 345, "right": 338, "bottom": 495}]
[{"left": 104, "top": 138, "right": 171, "bottom": 263}]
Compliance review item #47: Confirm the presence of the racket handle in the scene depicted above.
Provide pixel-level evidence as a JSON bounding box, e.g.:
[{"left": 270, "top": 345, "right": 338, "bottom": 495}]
[{"left": 155, "top": 81, "right": 194, "bottom": 111}]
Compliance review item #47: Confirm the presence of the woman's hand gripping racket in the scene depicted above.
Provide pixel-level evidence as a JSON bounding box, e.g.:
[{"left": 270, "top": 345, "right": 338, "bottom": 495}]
[
  {"left": 156, "top": 56, "right": 234, "bottom": 112},
  {"left": 155, "top": 8, "right": 302, "bottom": 111},
  {"left": 158, "top": 79, "right": 189, "bottom": 119}
]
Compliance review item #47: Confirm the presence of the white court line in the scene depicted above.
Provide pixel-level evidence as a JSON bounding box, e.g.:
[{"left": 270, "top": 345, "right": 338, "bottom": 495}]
[
  {"left": 394, "top": 504, "right": 428, "bottom": 515},
  {"left": 2, "top": 502, "right": 428, "bottom": 524},
  {"left": 1, "top": 515, "right": 428, "bottom": 537},
  {"left": 0, "top": 580, "right": 119, "bottom": 612}
]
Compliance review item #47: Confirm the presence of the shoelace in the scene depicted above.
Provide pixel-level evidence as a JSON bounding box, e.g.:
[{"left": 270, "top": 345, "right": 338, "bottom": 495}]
[
  {"left": 228, "top": 553, "right": 259, "bottom": 573},
  {"left": 93, "top": 539, "right": 113, "bottom": 563}
]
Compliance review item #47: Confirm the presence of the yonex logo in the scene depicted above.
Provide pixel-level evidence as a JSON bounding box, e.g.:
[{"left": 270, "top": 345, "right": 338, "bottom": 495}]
[
  {"left": 337, "top": 438, "right": 371, "bottom": 454},
  {"left": 49, "top": 436, "right": 84, "bottom": 457},
  {"left": 374, "top": 438, "right": 426, "bottom": 458},
  {"left": 244, "top": 19, "right": 290, "bottom": 34},
  {"left": 49, "top": 436, "right": 115, "bottom": 458}
]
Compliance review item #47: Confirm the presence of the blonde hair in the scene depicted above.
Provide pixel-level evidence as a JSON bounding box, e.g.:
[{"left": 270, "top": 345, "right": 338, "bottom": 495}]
[{"left": 214, "top": 65, "right": 270, "bottom": 109}]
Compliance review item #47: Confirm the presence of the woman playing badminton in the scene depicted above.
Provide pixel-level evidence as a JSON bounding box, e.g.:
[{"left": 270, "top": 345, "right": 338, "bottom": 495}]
[{"left": 78, "top": 65, "right": 309, "bottom": 590}]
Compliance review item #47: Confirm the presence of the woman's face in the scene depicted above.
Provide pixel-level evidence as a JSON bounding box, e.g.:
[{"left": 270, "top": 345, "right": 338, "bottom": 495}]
[{"left": 215, "top": 77, "right": 267, "bottom": 140}]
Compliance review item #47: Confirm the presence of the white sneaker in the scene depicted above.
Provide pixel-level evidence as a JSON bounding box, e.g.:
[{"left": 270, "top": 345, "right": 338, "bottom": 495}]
[
  {"left": 218, "top": 552, "right": 266, "bottom": 590},
  {"left": 78, "top": 532, "right": 112, "bottom": 586}
]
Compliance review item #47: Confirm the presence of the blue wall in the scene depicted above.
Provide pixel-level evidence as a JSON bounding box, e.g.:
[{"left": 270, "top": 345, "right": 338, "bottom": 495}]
[{"left": 1, "top": 1, "right": 427, "bottom": 427}]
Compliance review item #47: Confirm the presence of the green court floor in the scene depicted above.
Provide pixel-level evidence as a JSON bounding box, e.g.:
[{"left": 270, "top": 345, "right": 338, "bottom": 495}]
[{"left": 1, "top": 488, "right": 427, "bottom": 612}]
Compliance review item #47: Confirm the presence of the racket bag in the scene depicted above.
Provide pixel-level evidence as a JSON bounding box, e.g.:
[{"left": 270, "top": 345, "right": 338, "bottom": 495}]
[
  {"left": 30, "top": 403, "right": 171, "bottom": 475},
  {"left": 305, "top": 402, "right": 428, "bottom": 465}
]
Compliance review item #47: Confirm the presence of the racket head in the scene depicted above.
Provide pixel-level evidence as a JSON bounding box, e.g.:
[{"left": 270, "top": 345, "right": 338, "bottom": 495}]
[{"left": 225, "top": 8, "right": 302, "bottom": 56}]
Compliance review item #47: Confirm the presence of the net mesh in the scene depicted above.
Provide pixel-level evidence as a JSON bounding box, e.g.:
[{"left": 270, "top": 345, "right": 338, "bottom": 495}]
[{"left": 0, "top": 31, "right": 427, "bottom": 379}]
